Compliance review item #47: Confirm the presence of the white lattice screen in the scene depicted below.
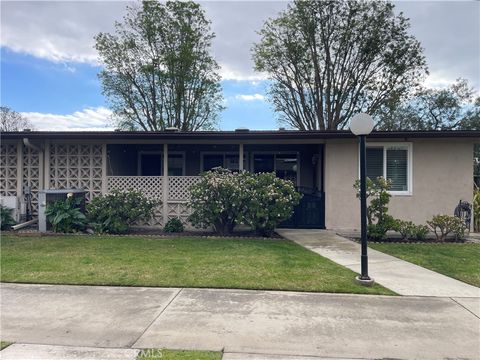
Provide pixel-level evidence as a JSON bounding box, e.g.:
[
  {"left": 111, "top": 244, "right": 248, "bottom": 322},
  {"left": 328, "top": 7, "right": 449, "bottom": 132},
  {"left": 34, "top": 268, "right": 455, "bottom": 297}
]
[
  {"left": 49, "top": 144, "right": 103, "bottom": 201},
  {"left": 0, "top": 144, "right": 17, "bottom": 197},
  {"left": 107, "top": 176, "right": 163, "bottom": 226},
  {"left": 107, "top": 176, "right": 163, "bottom": 199},
  {"left": 168, "top": 176, "right": 201, "bottom": 200},
  {"left": 22, "top": 146, "right": 40, "bottom": 214},
  {"left": 106, "top": 175, "right": 200, "bottom": 226}
]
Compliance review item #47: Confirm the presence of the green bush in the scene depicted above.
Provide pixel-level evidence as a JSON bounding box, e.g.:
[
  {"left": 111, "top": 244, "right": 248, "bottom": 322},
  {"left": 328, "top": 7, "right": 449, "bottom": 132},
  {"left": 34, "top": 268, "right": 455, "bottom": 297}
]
[
  {"left": 427, "top": 214, "right": 467, "bottom": 242},
  {"left": 412, "top": 224, "right": 429, "bottom": 241},
  {"left": 164, "top": 218, "right": 184, "bottom": 233},
  {"left": 393, "top": 220, "right": 430, "bottom": 241},
  {"left": 188, "top": 168, "right": 249, "bottom": 235},
  {"left": 367, "top": 214, "right": 396, "bottom": 241},
  {"left": 354, "top": 177, "right": 396, "bottom": 240},
  {"left": 87, "top": 190, "right": 158, "bottom": 234},
  {"left": 243, "top": 172, "right": 302, "bottom": 236},
  {"left": 474, "top": 190, "right": 480, "bottom": 232},
  {"left": 45, "top": 196, "right": 87, "bottom": 233},
  {"left": 354, "top": 177, "right": 392, "bottom": 225},
  {"left": 0, "top": 205, "right": 16, "bottom": 230}
]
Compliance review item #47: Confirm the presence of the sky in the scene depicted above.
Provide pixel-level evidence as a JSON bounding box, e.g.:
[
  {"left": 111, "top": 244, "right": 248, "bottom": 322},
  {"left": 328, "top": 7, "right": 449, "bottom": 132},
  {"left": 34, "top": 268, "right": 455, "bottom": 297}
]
[{"left": 1, "top": 0, "right": 479, "bottom": 131}]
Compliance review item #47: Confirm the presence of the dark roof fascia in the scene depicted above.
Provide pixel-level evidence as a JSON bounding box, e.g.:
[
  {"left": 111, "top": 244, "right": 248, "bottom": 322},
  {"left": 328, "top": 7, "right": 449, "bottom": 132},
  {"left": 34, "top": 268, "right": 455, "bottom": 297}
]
[{"left": 1, "top": 130, "right": 479, "bottom": 141}]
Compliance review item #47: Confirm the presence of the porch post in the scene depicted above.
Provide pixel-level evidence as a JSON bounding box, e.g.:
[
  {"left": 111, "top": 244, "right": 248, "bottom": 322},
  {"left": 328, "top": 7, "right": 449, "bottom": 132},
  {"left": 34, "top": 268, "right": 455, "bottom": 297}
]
[
  {"left": 101, "top": 144, "right": 107, "bottom": 194},
  {"left": 163, "top": 143, "right": 169, "bottom": 226},
  {"left": 44, "top": 140, "right": 50, "bottom": 189},
  {"left": 239, "top": 143, "right": 244, "bottom": 171},
  {"left": 16, "top": 141, "right": 24, "bottom": 214}
]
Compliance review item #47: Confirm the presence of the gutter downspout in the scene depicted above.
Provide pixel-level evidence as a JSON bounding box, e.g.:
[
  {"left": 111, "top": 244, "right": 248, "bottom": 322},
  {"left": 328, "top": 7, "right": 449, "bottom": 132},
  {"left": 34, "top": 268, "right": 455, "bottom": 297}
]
[{"left": 23, "top": 138, "right": 42, "bottom": 152}]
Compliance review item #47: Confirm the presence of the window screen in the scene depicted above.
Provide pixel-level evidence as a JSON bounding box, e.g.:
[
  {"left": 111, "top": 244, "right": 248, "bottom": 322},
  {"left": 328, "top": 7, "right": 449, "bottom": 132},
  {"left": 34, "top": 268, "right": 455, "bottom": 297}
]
[
  {"left": 253, "top": 154, "right": 274, "bottom": 173},
  {"left": 225, "top": 154, "right": 239, "bottom": 171},
  {"left": 366, "top": 147, "right": 383, "bottom": 181},
  {"left": 275, "top": 154, "right": 297, "bottom": 183},
  {"left": 203, "top": 154, "right": 224, "bottom": 171},
  {"left": 387, "top": 148, "right": 408, "bottom": 191},
  {"left": 168, "top": 154, "right": 184, "bottom": 176},
  {"left": 140, "top": 154, "right": 162, "bottom": 176}
]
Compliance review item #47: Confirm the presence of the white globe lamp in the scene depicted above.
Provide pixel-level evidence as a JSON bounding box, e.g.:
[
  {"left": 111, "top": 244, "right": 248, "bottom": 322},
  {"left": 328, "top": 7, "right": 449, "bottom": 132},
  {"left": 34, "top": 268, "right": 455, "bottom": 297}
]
[{"left": 350, "top": 113, "right": 374, "bottom": 136}]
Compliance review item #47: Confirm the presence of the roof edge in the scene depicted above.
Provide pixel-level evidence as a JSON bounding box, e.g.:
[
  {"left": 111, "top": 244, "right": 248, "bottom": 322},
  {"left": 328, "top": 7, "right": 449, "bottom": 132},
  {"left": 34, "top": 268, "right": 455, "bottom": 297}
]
[{"left": 1, "top": 129, "right": 479, "bottom": 140}]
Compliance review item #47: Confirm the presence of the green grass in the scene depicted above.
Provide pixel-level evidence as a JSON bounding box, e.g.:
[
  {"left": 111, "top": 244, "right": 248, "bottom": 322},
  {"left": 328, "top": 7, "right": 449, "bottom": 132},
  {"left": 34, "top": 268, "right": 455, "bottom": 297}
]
[
  {"left": 0, "top": 235, "right": 393, "bottom": 295},
  {"left": 137, "top": 349, "right": 221, "bottom": 360},
  {"left": 1, "top": 341, "right": 12, "bottom": 350},
  {"left": 370, "top": 243, "right": 480, "bottom": 287}
]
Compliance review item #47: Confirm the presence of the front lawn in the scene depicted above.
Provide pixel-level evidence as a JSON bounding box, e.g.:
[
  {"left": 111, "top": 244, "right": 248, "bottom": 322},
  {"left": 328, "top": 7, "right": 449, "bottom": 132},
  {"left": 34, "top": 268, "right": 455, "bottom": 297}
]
[
  {"left": 0, "top": 341, "right": 12, "bottom": 350},
  {"left": 137, "top": 349, "right": 221, "bottom": 360},
  {"left": 1, "top": 235, "right": 393, "bottom": 295},
  {"left": 370, "top": 243, "right": 480, "bottom": 287}
]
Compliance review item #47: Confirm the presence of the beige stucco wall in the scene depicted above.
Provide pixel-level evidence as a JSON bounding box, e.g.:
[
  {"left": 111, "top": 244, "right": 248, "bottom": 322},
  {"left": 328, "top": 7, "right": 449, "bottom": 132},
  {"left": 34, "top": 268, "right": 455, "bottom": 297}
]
[{"left": 324, "top": 138, "right": 476, "bottom": 230}]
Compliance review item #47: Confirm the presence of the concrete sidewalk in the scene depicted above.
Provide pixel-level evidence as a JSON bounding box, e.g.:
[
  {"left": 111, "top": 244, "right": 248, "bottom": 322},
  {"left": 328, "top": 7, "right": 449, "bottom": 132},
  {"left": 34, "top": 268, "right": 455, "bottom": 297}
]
[
  {"left": 277, "top": 229, "right": 480, "bottom": 297},
  {"left": 1, "top": 283, "right": 479, "bottom": 359}
]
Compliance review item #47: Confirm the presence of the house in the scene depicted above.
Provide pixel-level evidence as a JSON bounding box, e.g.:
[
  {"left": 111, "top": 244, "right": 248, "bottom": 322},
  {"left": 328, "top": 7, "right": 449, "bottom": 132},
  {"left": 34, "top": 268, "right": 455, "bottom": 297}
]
[{"left": 0, "top": 129, "right": 477, "bottom": 230}]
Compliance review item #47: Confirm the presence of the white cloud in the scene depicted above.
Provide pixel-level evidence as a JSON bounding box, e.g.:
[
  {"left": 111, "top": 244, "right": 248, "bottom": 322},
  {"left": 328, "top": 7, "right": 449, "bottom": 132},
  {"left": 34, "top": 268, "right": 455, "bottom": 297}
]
[
  {"left": 22, "top": 107, "right": 114, "bottom": 131},
  {"left": 1, "top": 1, "right": 478, "bottom": 86},
  {"left": 235, "top": 94, "right": 265, "bottom": 102}
]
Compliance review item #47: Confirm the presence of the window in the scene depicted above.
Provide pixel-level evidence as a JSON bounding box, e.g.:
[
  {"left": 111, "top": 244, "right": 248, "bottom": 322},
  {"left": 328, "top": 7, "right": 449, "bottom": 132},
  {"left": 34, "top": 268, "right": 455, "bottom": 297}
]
[
  {"left": 252, "top": 152, "right": 299, "bottom": 185},
  {"left": 202, "top": 154, "right": 224, "bottom": 171},
  {"left": 138, "top": 152, "right": 185, "bottom": 176},
  {"left": 275, "top": 154, "right": 298, "bottom": 183},
  {"left": 366, "top": 143, "right": 412, "bottom": 195},
  {"left": 201, "top": 153, "right": 247, "bottom": 172},
  {"left": 168, "top": 154, "right": 184, "bottom": 176},
  {"left": 253, "top": 154, "right": 274, "bottom": 173}
]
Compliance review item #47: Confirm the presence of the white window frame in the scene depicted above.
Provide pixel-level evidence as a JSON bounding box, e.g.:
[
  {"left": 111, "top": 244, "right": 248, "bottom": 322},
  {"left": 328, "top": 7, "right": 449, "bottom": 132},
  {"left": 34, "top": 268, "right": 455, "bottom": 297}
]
[
  {"left": 200, "top": 151, "right": 249, "bottom": 172},
  {"left": 364, "top": 142, "right": 413, "bottom": 196},
  {"left": 137, "top": 151, "right": 185, "bottom": 176},
  {"left": 250, "top": 151, "right": 301, "bottom": 186}
]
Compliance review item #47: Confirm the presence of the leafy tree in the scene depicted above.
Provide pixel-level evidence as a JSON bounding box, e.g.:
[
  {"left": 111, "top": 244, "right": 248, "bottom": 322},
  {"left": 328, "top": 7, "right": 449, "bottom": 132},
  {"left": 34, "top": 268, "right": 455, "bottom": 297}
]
[
  {"left": 95, "top": 1, "right": 223, "bottom": 131},
  {"left": 377, "top": 78, "right": 480, "bottom": 130},
  {"left": 1, "top": 106, "right": 34, "bottom": 132},
  {"left": 252, "top": 0, "right": 427, "bottom": 130}
]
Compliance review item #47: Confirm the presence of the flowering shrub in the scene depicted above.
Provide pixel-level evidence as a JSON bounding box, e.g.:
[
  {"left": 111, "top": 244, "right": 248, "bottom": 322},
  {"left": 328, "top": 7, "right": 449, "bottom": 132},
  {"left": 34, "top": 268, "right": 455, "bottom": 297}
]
[
  {"left": 188, "top": 168, "right": 249, "bottom": 235},
  {"left": 87, "top": 190, "right": 158, "bottom": 234},
  {"left": 188, "top": 168, "right": 302, "bottom": 237},
  {"left": 243, "top": 172, "right": 302, "bottom": 236}
]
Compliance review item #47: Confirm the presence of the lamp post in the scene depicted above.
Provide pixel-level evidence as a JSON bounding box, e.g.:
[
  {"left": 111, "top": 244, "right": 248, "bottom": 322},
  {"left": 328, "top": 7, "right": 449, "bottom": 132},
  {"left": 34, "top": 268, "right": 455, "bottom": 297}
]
[{"left": 350, "top": 113, "right": 375, "bottom": 286}]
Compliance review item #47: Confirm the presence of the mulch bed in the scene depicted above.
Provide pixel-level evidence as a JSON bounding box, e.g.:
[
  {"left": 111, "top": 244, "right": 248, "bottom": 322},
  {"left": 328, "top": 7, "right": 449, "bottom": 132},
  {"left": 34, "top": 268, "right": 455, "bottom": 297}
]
[{"left": 2, "top": 226, "right": 282, "bottom": 239}]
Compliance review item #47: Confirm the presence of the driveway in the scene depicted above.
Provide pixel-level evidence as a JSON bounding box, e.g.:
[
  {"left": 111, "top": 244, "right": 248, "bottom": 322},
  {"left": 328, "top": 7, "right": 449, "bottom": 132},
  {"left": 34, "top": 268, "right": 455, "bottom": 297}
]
[
  {"left": 1, "top": 283, "right": 479, "bottom": 359},
  {"left": 277, "top": 229, "right": 480, "bottom": 297}
]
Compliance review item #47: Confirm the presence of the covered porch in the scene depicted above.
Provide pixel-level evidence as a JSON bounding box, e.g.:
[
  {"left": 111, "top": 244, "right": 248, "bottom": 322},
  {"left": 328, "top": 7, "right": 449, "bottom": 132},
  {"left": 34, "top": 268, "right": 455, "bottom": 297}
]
[{"left": 106, "top": 142, "right": 324, "bottom": 227}]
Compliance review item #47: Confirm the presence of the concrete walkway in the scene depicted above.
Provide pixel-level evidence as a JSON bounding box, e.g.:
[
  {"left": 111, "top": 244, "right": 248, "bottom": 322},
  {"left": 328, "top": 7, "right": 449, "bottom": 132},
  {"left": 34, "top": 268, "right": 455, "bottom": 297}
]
[
  {"left": 1, "top": 283, "right": 479, "bottom": 359},
  {"left": 277, "top": 229, "right": 480, "bottom": 297}
]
